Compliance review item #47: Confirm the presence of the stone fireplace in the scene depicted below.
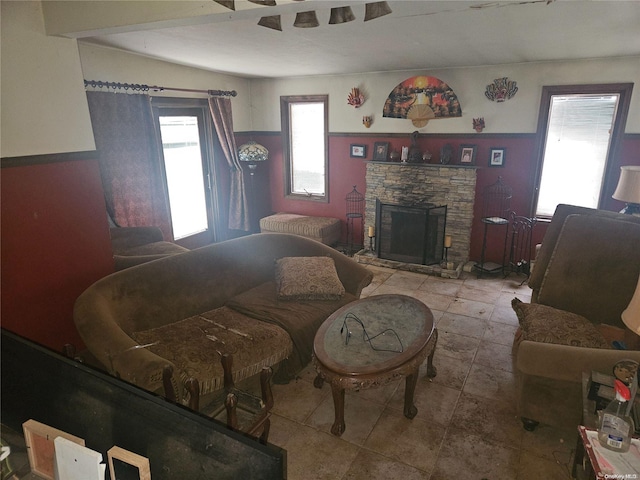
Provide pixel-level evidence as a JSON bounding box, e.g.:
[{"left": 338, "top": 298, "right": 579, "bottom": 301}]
[{"left": 359, "top": 162, "right": 477, "bottom": 270}]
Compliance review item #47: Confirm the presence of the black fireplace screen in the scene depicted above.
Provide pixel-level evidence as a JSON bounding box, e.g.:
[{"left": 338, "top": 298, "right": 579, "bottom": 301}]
[{"left": 375, "top": 199, "right": 447, "bottom": 265}]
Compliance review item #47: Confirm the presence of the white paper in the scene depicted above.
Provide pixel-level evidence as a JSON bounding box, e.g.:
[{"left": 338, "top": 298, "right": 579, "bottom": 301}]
[
  {"left": 586, "top": 429, "right": 640, "bottom": 475},
  {"left": 54, "top": 437, "right": 106, "bottom": 480}
]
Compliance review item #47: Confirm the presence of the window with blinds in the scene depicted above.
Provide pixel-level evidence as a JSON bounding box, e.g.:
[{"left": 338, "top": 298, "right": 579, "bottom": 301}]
[{"left": 536, "top": 94, "right": 619, "bottom": 217}]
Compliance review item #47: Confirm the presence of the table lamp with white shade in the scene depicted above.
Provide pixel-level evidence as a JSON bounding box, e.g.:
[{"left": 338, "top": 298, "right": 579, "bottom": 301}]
[
  {"left": 621, "top": 273, "right": 640, "bottom": 350},
  {"left": 612, "top": 165, "right": 640, "bottom": 216},
  {"left": 623, "top": 274, "right": 640, "bottom": 334}
]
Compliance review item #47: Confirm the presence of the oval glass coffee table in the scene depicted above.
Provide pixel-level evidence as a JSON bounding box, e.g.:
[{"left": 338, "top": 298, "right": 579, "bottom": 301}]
[{"left": 313, "top": 294, "right": 438, "bottom": 436}]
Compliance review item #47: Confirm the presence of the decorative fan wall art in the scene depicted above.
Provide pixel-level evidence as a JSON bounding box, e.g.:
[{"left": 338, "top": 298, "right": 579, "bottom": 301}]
[{"left": 383, "top": 76, "right": 462, "bottom": 127}]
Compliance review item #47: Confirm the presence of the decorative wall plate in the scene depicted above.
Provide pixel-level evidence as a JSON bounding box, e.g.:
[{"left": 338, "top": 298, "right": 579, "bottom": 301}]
[{"left": 485, "top": 77, "right": 518, "bottom": 102}]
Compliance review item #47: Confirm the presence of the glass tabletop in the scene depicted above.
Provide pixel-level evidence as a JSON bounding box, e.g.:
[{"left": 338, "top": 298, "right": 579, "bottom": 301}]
[{"left": 319, "top": 295, "right": 433, "bottom": 371}]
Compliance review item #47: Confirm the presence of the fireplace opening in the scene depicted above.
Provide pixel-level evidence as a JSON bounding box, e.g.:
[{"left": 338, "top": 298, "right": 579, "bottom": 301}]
[{"left": 375, "top": 199, "right": 447, "bottom": 265}]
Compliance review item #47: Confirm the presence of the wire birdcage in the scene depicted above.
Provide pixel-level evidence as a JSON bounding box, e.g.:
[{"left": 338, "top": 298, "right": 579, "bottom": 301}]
[
  {"left": 346, "top": 185, "right": 364, "bottom": 218},
  {"left": 346, "top": 186, "right": 364, "bottom": 254},
  {"left": 482, "top": 176, "right": 512, "bottom": 222}
]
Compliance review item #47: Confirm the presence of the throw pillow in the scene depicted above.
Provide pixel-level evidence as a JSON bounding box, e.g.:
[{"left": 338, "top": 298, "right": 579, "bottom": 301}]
[
  {"left": 275, "top": 256, "right": 345, "bottom": 301},
  {"left": 511, "top": 298, "right": 609, "bottom": 348}
]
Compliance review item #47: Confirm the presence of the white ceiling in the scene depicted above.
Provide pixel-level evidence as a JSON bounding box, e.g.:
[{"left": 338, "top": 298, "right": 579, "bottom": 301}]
[{"left": 69, "top": 0, "right": 640, "bottom": 79}]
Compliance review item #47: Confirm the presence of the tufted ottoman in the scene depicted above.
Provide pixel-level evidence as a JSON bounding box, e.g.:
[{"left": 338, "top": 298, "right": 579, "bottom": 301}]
[{"left": 259, "top": 213, "right": 341, "bottom": 245}]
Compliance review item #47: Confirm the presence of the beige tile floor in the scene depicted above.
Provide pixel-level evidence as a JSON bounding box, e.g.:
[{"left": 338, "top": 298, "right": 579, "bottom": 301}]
[{"left": 267, "top": 266, "right": 576, "bottom": 480}]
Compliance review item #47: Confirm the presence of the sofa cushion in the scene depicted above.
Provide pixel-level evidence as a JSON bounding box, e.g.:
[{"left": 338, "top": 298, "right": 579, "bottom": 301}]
[
  {"left": 131, "top": 306, "right": 293, "bottom": 399},
  {"left": 226, "top": 281, "right": 356, "bottom": 379},
  {"left": 511, "top": 298, "right": 609, "bottom": 348},
  {"left": 275, "top": 256, "right": 345, "bottom": 301}
]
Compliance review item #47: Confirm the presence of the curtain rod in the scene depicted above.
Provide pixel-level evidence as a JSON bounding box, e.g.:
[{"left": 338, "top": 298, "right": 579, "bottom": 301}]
[{"left": 84, "top": 79, "right": 237, "bottom": 97}]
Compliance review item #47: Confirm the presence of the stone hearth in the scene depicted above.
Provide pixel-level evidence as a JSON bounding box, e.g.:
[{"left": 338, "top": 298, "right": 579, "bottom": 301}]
[{"left": 360, "top": 161, "right": 477, "bottom": 268}]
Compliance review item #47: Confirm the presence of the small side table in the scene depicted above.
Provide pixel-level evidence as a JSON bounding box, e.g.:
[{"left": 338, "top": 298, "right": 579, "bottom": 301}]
[
  {"left": 573, "top": 426, "right": 640, "bottom": 479},
  {"left": 573, "top": 372, "right": 640, "bottom": 479},
  {"left": 572, "top": 426, "right": 601, "bottom": 479}
]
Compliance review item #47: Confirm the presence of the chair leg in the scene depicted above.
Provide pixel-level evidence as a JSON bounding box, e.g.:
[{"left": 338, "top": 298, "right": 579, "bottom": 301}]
[
  {"left": 62, "top": 343, "right": 83, "bottom": 363},
  {"left": 521, "top": 417, "right": 539, "bottom": 431},
  {"left": 221, "top": 353, "right": 235, "bottom": 390},
  {"left": 259, "top": 417, "right": 271, "bottom": 445},
  {"left": 185, "top": 377, "right": 200, "bottom": 411},
  {"left": 162, "top": 365, "right": 177, "bottom": 403},
  {"left": 224, "top": 392, "right": 238, "bottom": 430},
  {"left": 260, "top": 367, "right": 274, "bottom": 411}
]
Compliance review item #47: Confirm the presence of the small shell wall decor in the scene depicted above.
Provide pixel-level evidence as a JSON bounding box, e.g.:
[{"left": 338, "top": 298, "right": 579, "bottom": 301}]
[
  {"left": 348, "top": 88, "right": 365, "bottom": 108},
  {"left": 485, "top": 77, "right": 518, "bottom": 102}
]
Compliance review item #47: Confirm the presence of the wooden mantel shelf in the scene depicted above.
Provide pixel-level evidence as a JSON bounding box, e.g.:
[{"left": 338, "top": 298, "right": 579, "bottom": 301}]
[{"left": 364, "top": 161, "right": 478, "bottom": 169}]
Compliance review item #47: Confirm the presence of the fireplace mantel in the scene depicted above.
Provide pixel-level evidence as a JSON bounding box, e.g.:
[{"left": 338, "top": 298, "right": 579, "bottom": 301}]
[
  {"left": 365, "top": 161, "right": 478, "bottom": 171},
  {"left": 364, "top": 162, "right": 477, "bottom": 266}
]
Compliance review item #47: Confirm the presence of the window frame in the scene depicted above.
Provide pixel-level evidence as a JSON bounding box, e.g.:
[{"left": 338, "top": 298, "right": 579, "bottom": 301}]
[
  {"left": 530, "top": 83, "right": 633, "bottom": 218},
  {"left": 280, "top": 94, "right": 329, "bottom": 202}
]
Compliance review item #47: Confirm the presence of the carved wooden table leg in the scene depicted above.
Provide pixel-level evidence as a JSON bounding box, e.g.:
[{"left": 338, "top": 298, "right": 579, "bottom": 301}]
[
  {"left": 330, "top": 384, "right": 346, "bottom": 436},
  {"left": 403, "top": 369, "right": 419, "bottom": 419}
]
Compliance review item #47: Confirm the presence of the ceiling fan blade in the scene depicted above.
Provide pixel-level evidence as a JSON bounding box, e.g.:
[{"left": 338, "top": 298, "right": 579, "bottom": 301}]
[
  {"left": 364, "top": 2, "right": 392, "bottom": 21},
  {"left": 248, "top": 0, "right": 277, "bottom": 5},
  {"left": 258, "top": 15, "right": 282, "bottom": 31},
  {"left": 213, "top": 0, "right": 235, "bottom": 10},
  {"left": 329, "top": 6, "right": 355, "bottom": 24},
  {"left": 294, "top": 11, "right": 319, "bottom": 28}
]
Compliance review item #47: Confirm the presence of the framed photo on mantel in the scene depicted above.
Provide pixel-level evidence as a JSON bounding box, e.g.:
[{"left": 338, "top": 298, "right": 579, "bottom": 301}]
[
  {"left": 459, "top": 144, "right": 477, "bottom": 165},
  {"left": 373, "top": 142, "right": 389, "bottom": 161}
]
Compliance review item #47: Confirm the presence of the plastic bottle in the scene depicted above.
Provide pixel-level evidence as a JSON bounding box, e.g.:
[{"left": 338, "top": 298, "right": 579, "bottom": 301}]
[{"left": 598, "top": 379, "right": 635, "bottom": 453}]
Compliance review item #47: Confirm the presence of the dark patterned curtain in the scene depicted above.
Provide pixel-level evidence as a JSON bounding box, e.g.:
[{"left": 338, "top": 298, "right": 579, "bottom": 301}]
[
  {"left": 208, "top": 97, "right": 250, "bottom": 232},
  {"left": 86, "top": 91, "right": 172, "bottom": 239}
]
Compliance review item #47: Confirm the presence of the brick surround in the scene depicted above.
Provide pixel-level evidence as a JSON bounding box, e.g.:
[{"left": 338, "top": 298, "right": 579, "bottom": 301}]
[{"left": 364, "top": 162, "right": 477, "bottom": 266}]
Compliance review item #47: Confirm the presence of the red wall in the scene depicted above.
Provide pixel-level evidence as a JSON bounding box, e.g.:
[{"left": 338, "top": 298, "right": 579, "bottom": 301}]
[
  {"left": 1, "top": 135, "right": 637, "bottom": 351},
  {"left": 246, "top": 132, "right": 640, "bottom": 264},
  {"left": 1, "top": 156, "right": 114, "bottom": 350}
]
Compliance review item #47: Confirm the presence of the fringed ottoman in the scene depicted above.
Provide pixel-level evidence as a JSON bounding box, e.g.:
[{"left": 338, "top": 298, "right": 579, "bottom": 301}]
[{"left": 259, "top": 213, "right": 341, "bottom": 246}]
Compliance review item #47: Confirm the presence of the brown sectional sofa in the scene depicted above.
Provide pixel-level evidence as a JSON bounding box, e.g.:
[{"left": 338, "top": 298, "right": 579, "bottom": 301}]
[
  {"left": 110, "top": 226, "right": 189, "bottom": 270},
  {"left": 513, "top": 204, "right": 640, "bottom": 430},
  {"left": 74, "top": 233, "right": 373, "bottom": 410}
]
